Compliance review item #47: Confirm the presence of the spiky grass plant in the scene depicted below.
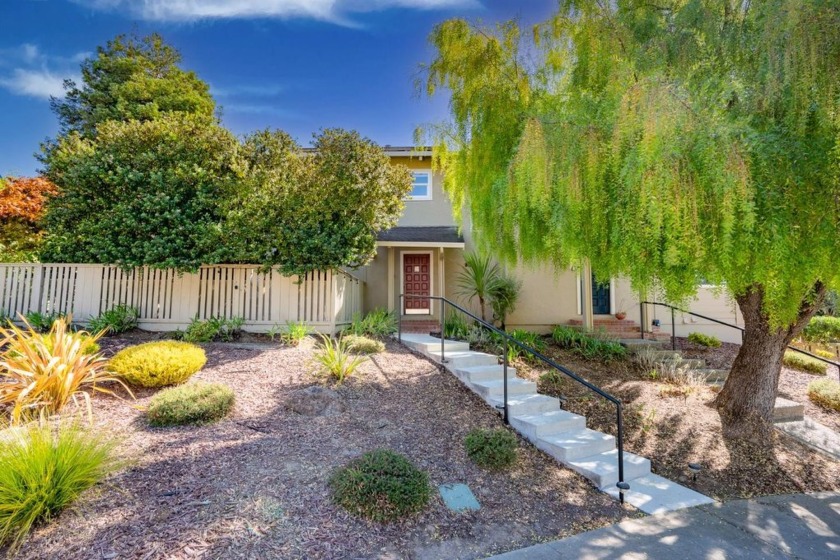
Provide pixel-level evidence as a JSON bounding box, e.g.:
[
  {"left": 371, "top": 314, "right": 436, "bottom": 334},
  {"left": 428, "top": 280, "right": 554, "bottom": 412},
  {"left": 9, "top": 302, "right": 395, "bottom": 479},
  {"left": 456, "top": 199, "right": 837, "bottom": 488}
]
[
  {"left": 313, "top": 334, "right": 368, "bottom": 383},
  {"left": 0, "top": 318, "right": 132, "bottom": 424}
]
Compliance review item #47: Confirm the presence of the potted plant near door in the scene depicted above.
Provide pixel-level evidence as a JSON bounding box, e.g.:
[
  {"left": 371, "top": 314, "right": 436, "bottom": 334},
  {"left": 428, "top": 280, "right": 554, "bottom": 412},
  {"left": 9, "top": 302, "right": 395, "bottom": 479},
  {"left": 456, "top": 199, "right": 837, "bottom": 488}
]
[{"left": 614, "top": 300, "right": 627, "bottom": 320}]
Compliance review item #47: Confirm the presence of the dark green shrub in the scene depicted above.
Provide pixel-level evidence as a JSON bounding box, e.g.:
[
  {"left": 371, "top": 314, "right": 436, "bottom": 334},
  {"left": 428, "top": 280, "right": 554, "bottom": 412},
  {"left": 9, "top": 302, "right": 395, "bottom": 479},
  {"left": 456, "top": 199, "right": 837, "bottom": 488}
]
[
  {"left": 551, "top": 325, "right": 627, "bottom": 361},
  {"left": 687, "top": 332, "right": 722, "bottom": 348},
  {"left": 464, "top": 428, "right": 518, "bottom": 470},
  {"left": 0, "top": 423, "right": 121, "bottom": 552},
  {"left": 347, "top": 309, "right": 397, "bottom": 338},
  {"left": 23, "top": 312, "right": 64, "bottom": 333},
  {"left": 802, "top": 316, "right": 840, "bottom": 344},
  {"left": 147, "top": 382, "right": 235, "bottom": 426},
  {"left": 182, "top": 316, "right": 244, "bottom": 343},
  {"left": 343, "top": 334, "right": 385, "bottom": 354},
  {"left": 505, "top": 329, "right": 546, "bottom": 363},
  {"left": 87, "top": 305, "right": 139, "bottom": 335},
  {"left": 330, "top": 449, "right": 430, "bottom": 522},
  {"left": 784, "top": 351, "right": 827, "bottom": 375},
  {"left": 808, "top": 378, "right": 840, "bottom": 412}
]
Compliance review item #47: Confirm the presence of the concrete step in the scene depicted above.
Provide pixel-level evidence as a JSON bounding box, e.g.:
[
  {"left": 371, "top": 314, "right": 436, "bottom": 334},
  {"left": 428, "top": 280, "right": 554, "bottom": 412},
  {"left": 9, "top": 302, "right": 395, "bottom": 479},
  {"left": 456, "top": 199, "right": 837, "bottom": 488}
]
[
  {"left": 429, "top": 350, "right": 498, "bottom": 368},
  {"left": 620, "top": 339, "right": 668, "bottom": 353},
  {"left": 536, "top": 428, "right": 616, "bottom": 462},
  {"left": 492, "top": 394, "right": 560, "bottom": 416},
  {"left": 649, "top": 350, "right": 684, "bottom": 361},
  {"left": 671, "top": 358, "right": 707, "bottom": 369},
  {"left": 773, "top": 397, "right": 805, "bottom": 423},
  {"left": 511, "top": 410, "right": 587, "bottom": 442},
  {"left": 471, "top": 378, "right": 536, "bottom": 399},
  {"left": 568, "top": 449, "right": 651, "bottom": 489},
  {"left": 455, "top": 364, "right": 517, "bottom": 383},
  {"left": 695, "top": 368, "right": 729, "bottom": 382},
  {"left": 400, "top": 334, "right": 470, "bottom": 354},
  {"left": 602, "top": 473, "right": 715, "bottom": 514}
]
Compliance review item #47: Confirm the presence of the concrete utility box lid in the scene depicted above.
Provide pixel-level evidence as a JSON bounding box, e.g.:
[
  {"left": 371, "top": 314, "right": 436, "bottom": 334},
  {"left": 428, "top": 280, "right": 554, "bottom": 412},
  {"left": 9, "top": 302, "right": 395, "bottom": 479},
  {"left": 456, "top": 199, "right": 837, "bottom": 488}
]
[{"left": 439, "top": 483, "right": 480, "bottom": 512}]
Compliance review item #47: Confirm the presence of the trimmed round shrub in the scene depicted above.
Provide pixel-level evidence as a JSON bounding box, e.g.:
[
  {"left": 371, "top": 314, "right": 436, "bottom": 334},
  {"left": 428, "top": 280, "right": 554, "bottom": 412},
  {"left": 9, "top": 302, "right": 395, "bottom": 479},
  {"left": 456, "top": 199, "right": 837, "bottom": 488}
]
[
  {"left": 147, "top": 382, "right": 235, "bottom": 426},
  {"left": 808, "top": 378, "right": 840, "bottom": 412},
  {"left": 783, "top": 351, "right": 827, "bottom": 375},
  {"left": 687, "top": 332, "right": 722, "bottom": 348},
  {"left": 343, "top": 334, "right": 385, "bottom": 354},
  {"left": 109, "top": 341, "right": 206, "bottom": 388},
  {"left": 329, "top": 449, "right": 430, "bottom": 522},
  {"left": 465, "top": 428, "right": 518, "bottom": 470}
]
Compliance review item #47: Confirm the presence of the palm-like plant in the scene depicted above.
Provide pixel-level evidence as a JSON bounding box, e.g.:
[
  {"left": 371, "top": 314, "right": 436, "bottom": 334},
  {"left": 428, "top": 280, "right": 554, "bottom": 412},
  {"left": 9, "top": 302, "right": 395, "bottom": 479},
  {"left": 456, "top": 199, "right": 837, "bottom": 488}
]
[
  {"left": 490, "top": 274, "right": 522, "bottom": 331},
  {"left": 456, "top": 252, "right": 501, "bottom": 322}
]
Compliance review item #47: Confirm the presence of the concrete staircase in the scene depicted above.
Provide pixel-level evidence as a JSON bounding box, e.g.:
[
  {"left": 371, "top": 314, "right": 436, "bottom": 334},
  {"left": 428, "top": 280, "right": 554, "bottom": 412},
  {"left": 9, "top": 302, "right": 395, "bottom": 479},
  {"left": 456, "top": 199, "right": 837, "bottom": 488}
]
[{"left": 401, "top": 333, "right": 715, "bottom": 514}]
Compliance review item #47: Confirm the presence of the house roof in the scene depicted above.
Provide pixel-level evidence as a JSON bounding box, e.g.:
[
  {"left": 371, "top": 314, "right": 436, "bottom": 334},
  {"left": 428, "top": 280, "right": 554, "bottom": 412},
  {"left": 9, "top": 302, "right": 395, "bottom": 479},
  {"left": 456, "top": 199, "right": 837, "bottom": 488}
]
[
  {"left": 377, "top": 226, "right": 464, "bottom": 247},
  {"left": 299, "top": 145, "right": 432, "bottom": 157}
]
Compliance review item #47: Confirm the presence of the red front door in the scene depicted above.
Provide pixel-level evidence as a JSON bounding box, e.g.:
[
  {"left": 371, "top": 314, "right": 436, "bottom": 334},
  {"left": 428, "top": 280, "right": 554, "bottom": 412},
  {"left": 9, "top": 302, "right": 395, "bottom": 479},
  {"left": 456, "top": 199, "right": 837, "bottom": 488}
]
[{"left": 403, "top": 254, "right": 431, "bottom": 314}]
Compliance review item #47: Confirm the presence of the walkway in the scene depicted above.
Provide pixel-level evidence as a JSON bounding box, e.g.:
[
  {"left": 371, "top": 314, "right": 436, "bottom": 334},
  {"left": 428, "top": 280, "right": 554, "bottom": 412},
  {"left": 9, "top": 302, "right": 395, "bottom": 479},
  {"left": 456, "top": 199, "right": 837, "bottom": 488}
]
[{"left": 488, "top": 491, "right": 840, "bottom": 560}]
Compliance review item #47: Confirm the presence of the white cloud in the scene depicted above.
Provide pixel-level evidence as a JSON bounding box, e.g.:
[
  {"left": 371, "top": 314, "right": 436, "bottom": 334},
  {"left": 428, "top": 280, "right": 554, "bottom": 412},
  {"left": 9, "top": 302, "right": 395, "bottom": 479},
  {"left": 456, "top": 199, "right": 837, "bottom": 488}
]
[
  {"left": 71, "top": 0, "right": 479, "bottom": 23},
  {"left": 0, "top": 68, "right": 69, "bottom": 99}
]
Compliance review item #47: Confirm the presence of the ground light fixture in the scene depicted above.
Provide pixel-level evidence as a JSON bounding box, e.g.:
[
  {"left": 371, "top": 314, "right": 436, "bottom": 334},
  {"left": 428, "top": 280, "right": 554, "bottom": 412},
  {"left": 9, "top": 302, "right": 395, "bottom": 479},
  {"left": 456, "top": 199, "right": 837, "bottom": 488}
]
[
  {"left": 616, "top": 481, "right": 630, "bottom": 504},
  {"left": 688, "top": 462, "right": 702, "bottom": 482}
]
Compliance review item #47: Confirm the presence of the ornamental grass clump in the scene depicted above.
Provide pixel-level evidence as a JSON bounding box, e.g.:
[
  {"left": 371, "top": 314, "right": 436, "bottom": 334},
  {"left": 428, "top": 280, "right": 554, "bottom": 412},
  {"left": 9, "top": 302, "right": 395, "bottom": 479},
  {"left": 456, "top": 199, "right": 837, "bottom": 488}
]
[
  {"left": 464, "top": 428, "right": 518, "bottom": 470},
  {"left": 313, "top": 335, "right": 368, "bottom": 383},
  {"left": 86, "top": 305, "right": 139, "bottom": 335},
  {"left": 0, "top": 421, "right": 121, "bottom": 552},
  {"left": 808, "top": 378, "right": 840, "bottom": 412},
  {"left": 0, "top": 318, "right": 130, "bottom": 424},
  {"left": 342, "top": 334, "right": 385, "bottom": 354},
  {"left": 347, "top": 309, "right": 397, "bottom": 338},
  {"left": 147, "top": 382, "right": 235, "bottom": 426},
  {"left": 329, "top": 449, "right": 431, "bottom": 522},
  {"left": 273, "top": 320, "right": 312, "bottom": 346},
  {"left": 109, "top": 341, "right": 207, "bottom": 388}
]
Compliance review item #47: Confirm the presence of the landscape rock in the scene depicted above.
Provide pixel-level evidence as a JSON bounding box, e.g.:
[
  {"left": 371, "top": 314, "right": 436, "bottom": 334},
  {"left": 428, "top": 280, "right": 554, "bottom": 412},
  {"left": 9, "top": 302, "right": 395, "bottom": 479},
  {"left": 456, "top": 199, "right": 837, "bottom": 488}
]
[{"left": 286, "top": 386, "right": 346, "bottom": 416}]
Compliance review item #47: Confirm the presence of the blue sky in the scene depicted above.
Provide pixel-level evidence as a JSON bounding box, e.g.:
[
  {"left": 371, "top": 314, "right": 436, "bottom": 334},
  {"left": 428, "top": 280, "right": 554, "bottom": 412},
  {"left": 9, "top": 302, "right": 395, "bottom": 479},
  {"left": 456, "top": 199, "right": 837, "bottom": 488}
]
[{"left": 0, "top": 0, "right": 555, "bottom": 176}]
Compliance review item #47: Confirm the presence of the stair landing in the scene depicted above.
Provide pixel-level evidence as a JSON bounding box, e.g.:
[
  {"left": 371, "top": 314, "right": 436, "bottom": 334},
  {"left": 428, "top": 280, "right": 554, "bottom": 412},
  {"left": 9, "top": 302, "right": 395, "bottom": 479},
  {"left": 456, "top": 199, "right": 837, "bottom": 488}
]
[{"left": 399, "top": 333, "right": 715, "bottom": 514}]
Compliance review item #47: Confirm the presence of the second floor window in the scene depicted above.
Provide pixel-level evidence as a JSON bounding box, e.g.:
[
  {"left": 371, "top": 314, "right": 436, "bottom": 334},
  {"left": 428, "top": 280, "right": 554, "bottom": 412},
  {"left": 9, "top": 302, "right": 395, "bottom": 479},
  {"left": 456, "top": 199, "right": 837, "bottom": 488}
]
[{"left": 409, "top": 171, "right": 432, "bottom": 200}]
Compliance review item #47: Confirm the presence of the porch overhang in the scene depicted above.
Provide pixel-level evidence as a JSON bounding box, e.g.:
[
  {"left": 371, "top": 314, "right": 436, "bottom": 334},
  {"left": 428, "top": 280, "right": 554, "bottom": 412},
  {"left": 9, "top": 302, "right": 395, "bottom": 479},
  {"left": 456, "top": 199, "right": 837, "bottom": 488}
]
[{"left": 376, "top": 226, "right": 465, "bottom": 248}]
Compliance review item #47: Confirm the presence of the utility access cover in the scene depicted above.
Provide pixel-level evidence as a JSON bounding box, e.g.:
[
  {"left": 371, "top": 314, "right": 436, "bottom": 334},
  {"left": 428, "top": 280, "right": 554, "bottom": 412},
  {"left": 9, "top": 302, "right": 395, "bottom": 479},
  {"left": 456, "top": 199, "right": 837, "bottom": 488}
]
[{"left": 439, "top": 483, "right": 480, "bottom": 512}]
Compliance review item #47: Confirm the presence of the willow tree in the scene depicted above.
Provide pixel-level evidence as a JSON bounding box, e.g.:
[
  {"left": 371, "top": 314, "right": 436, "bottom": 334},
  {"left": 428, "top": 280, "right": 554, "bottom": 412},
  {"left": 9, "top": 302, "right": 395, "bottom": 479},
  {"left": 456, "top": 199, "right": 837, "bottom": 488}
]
[{"left": 423, "top": 0, "right": 840, "bottom": 440}]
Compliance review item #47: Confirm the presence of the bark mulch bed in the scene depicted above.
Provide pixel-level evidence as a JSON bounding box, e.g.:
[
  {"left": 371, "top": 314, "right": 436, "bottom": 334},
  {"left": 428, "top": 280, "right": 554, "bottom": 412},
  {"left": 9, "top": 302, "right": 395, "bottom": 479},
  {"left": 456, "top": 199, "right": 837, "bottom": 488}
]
[
  {"left": 17, "top": 338, "right": 632, "bottom": 560},
  {"left": 513, "top": 339, "right": 840, "bottom": 503}
]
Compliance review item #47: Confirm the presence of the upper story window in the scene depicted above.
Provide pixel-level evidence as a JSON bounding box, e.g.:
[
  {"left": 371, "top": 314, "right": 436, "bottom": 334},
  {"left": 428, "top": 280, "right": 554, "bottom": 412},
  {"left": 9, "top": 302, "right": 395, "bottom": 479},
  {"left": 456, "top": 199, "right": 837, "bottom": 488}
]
[{"left": 408, "top": 171, "right": 432, "bottom": 201}]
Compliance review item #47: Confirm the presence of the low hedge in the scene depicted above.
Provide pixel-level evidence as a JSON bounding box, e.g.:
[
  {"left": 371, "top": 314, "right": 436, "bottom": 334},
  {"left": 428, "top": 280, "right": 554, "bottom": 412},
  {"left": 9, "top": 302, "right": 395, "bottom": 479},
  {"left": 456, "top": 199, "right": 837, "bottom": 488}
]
[
  {"left": 465, "top": 428, "right": 518, "bottom": 470},
  {"left": 687, "top": 332, "right": 722, "bottom": 348},
  {"left": 342, "top": 334, "right": 385, "bottom": 354},
  {"left": 808, "top": 378, "right": 840, "bottom": 412},
  {"left": 109, "top": 341, "right": 207, "bottom": 388},
  {"left": 783, "top": 351, "right": 827, "bottom": 375},
  {"left": 147, "top": 382, "right": 235, "bottom": 426},
  {"left": 802, "top": 316, "right": 840, "bottom": 344}
]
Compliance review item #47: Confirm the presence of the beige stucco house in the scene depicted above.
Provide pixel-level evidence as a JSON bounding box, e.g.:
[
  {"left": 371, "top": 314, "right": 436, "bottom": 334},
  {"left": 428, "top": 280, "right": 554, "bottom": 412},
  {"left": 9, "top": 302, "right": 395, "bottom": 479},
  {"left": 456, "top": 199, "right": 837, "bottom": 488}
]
[{"left": 354, "top": 147, "right": 745, "bottom": 343}]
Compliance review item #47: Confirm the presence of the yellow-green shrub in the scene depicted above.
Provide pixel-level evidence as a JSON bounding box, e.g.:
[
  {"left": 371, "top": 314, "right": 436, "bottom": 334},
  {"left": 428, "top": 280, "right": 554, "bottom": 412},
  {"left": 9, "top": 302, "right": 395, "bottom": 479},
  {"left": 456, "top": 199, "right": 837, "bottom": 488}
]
[
  {"left": 109, "top": 341, "right": 206, "bottom": 388},
  {"left": 147, "top": 383, "right": 234, "bottom": 426},
  {"left": 808, "top": 379, "right": 840, "bottom": 412},
  {"left": 343, "top": 334, "right": 385, "bottom": 354},
  {"left": 783, "top": 351, "right": 827, "bottom": 375},
  {"left": 687, "top": 332, "right": 722, "bottom": 348}
]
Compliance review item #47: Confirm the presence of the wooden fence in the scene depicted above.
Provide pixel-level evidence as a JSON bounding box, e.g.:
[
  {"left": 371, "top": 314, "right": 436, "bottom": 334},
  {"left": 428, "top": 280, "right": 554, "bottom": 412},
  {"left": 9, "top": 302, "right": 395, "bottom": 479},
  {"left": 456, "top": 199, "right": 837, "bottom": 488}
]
[{"left": 0, "top": 264, "right": 364, "bottom": 334}]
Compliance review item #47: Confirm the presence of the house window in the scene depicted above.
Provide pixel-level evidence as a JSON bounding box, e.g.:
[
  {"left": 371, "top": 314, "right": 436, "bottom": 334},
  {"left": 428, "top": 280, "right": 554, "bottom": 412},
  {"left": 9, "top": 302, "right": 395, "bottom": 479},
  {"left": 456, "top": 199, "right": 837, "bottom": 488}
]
[{"left": 408, "top": 171, "right": 432, "bottom": 200}]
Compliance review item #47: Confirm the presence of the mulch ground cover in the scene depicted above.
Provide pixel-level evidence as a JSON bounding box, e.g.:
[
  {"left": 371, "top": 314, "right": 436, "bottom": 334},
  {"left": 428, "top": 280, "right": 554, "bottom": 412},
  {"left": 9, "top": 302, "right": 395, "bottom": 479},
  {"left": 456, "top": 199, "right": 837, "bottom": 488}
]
[
  {"left": 513, "top": 338, "right": 840, "bottom": 502},
  {"left": 17, "top": 337, "right": 631, "bottom": 560}
]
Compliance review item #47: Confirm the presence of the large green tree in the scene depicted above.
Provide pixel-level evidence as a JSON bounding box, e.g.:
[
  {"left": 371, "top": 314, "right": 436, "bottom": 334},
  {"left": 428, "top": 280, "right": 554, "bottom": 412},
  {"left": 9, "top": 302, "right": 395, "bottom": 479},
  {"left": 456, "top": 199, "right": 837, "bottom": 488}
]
[
  {"left": 42, "top": 115, "right": 241, "bottom": 270},
  {"left": 424, "top": 1, "right": 840, "bottom": 439},
  {"left": 50, "top": 33, "right": 215, "bottom": 138},
  {"left": 226, "top": 128, "right": 413, "bottom": 276}
]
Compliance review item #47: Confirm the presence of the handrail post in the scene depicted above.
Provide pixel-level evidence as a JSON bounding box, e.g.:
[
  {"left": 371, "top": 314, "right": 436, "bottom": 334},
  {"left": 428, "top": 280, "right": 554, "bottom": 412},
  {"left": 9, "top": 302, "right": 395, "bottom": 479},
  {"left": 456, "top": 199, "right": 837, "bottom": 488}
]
[
  {"left": 671, "top": 306, "right": 676, "bottom": 351},
  {"left": 440, "top": 299, "right": 445, "bottom": 364},
  {"left": 503, "top": 337, "right": 509, "bottom": 424},
  {"left": 639, "top": 301, "right": 645, "bottom": 340},
  {"left": 616, "top": 401, "right": 625, "bottom": 504},
  {"left": 398, "top": 294, "right": 403, "bottom": 343}
]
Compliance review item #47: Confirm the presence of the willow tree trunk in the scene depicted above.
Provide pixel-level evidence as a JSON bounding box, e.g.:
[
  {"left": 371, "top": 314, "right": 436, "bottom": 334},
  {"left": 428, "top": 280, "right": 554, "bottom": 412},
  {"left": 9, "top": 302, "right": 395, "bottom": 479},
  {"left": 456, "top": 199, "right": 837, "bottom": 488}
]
[{"left": 715, "top": 283, "right": 825, "bottom": 442}]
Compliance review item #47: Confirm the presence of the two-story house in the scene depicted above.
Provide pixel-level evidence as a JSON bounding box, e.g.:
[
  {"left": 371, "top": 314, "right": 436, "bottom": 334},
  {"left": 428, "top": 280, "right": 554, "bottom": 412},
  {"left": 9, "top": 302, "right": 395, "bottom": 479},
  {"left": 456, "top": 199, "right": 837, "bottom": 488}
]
[{"left": 355, "top": 147, "right": 745, "bottom": 343}]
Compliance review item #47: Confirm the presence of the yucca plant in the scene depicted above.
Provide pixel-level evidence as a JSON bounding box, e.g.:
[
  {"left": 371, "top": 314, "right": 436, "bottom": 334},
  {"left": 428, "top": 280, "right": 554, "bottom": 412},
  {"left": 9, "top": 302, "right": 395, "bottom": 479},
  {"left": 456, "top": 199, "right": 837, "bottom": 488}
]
[
  {"left": 456, "top": 252, "right": 501, "bottom": 322},
  {"left": 0, "top": 421, "right": 122, "bottom": 551},
  {"left": 0, "top": 317, "right": 132, "bottom": 424},
  {"left": 313, "top": 334, "right": 368, "bottom": 383}
]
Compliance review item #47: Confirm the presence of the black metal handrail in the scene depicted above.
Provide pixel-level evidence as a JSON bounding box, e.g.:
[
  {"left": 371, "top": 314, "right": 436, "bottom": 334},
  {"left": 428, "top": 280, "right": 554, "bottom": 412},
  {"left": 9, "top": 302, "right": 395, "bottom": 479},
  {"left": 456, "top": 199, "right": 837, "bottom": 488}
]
[
  {"left": 399, "top": 293, "right": 627, "bottom": 500},
  {"left": 641, "top": 300, "right": 840, "bottom": 379}
]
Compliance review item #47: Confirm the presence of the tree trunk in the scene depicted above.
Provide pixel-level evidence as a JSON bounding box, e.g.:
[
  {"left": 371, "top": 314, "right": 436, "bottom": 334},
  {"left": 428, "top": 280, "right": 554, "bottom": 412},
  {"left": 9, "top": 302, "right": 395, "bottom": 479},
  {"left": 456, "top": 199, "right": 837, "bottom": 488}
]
[{"left": 715, "top": 283, "right": 825, "bottom": 442}]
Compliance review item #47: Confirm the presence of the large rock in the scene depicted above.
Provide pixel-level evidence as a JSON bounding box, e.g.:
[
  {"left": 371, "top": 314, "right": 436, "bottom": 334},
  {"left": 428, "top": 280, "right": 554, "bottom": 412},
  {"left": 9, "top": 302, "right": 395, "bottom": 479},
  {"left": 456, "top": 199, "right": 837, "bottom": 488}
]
[{"left": 286, "top": 386, "right": 346, "bottom": 416}]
